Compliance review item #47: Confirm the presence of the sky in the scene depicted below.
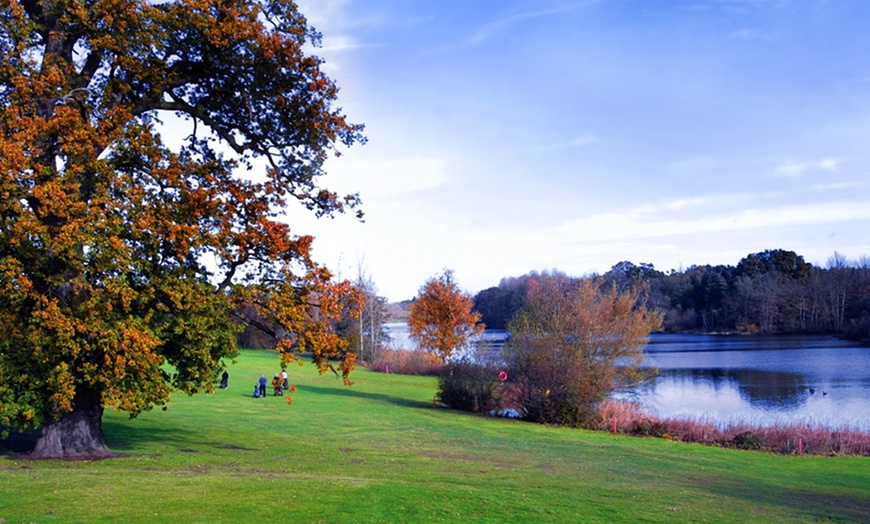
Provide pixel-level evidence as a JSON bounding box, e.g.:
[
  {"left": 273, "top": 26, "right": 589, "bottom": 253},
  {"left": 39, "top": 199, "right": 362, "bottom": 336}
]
[{"left": 285, "top": 0, "right": 870, "bottom": 302}]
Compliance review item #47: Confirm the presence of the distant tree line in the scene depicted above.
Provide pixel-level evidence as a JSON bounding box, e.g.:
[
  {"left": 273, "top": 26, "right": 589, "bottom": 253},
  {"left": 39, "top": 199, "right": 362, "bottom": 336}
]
[{"left": 473, "top": 249, "right": 870, "bottom": 341}]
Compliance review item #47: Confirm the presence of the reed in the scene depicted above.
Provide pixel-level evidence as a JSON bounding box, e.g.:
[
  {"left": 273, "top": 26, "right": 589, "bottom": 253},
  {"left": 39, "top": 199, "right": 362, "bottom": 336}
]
[
  {"left": 368, "top": 348, "right": 445, "bottom": 376},
  {"left": 595, "top": 399, "right": 870, "bottom": 456}
]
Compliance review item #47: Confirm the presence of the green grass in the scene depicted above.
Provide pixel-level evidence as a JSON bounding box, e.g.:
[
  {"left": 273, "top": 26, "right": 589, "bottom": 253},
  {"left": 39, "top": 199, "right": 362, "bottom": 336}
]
[{"left": 1, "top": 349, "right": 869, "bottom": 523}]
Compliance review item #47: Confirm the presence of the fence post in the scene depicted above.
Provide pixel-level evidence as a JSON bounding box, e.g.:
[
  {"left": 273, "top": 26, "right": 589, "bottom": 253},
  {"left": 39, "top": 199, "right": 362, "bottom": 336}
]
[{"left": 612, "top": 416, "right": 617, "bottom": 435}]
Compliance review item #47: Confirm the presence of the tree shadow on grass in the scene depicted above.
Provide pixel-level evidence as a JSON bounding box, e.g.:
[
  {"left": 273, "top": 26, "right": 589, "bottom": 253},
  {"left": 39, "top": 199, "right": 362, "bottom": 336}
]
[
  {"left": 0, "top": 426, "right": 38, "bottom": 455},
  {"left": 297, "top": 383, "right": 432, "bottom": 410},
  {"left": 686, "top": 474, "right": 870, "bottom": 522},
  {"left": 102, "top": 419, "right": 260, "bottom": 454},
  {"left": 2, "top": 420, "right": 259, "bottom": 458},
  {"left": 102, "top": 420, "right": 206, "bottom": 453}
]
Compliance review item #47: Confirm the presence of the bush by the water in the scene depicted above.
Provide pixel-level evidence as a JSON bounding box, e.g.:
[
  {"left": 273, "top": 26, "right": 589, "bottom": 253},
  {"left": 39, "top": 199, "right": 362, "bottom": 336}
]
[
  {"left": 438, "top": 360, "right": 502, "bottom": 413},
  {"left": 503, "top": 275, "right": 660, "bottom": 427},
  {"left": 505, "top": 336, "right": 605, "bottom": 426}
]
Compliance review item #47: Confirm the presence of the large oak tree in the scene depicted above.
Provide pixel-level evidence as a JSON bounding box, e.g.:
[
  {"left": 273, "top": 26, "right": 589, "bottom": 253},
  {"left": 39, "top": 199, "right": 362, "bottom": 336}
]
[{"left": 0, "top": 0, "right": 363, "bottom": 459}]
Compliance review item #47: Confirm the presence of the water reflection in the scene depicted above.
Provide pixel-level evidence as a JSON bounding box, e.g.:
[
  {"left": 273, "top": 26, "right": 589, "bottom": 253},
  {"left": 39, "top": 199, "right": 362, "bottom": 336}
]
[
  {"left": 626, "top": 334, "right": 870, "bottom": 431},
  {"left": 634, "top": 368, "right": 812, "bottom": 411}
]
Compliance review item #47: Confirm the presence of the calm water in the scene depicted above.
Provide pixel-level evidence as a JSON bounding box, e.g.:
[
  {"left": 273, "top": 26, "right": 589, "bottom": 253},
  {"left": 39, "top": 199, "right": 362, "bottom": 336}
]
[
  {"left": 627, "top": 334, "right": 870, "bottom": 431},
  {"left": 385, "top": 323, "right": 870, "bottom": 430}
]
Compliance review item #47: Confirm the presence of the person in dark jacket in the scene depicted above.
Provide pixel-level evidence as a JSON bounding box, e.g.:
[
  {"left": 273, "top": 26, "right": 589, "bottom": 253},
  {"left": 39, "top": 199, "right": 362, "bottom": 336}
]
[{"left": 258, "top": 374, "right": 267, "bottom": 398}]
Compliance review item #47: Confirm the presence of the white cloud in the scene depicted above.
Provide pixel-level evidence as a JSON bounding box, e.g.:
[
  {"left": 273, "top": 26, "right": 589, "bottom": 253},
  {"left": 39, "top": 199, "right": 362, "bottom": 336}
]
[{"left": 775, "top": 158, "right": 839, "bottom": 177}]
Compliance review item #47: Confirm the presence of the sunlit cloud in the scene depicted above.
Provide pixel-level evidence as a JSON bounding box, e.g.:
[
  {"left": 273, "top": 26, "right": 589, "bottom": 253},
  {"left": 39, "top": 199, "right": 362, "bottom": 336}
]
[
  {"left": 775, "top": 158, "right": 839, "bottom": 177},
  {"left": 320, "top": 35, "right": 372, "bottom": 52},
  {"left": 330, "top": 157, "right": 449, "bottom": 199}
]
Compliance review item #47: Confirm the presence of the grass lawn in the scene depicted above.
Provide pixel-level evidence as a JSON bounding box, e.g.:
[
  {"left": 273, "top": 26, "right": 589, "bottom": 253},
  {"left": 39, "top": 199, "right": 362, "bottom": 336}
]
[{"left": 1, "top": 349, "right": 869, "bottom": 523}]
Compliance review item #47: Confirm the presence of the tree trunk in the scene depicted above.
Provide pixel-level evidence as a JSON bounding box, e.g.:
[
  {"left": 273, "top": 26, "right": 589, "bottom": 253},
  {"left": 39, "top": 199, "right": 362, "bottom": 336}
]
[{"left": 31, "top": 386, "right": 112, "bottom": 460}]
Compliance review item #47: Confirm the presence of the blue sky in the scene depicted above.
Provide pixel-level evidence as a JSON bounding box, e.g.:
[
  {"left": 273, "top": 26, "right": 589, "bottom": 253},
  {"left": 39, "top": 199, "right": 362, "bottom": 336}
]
[{"left": 290, "top": 0, "right": 870, "bottom": 301}]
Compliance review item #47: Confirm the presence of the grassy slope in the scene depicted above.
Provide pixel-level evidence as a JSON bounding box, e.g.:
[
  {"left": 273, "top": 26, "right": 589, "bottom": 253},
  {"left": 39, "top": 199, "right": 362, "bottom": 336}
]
[{"left": 1, "top": 349, "right": 868, "bottom": 523}]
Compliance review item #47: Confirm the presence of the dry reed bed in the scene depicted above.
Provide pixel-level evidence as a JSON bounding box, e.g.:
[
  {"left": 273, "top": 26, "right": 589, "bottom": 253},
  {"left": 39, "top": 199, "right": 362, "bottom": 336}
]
[
  {"left": 596, "top": 399, "right": 870, "bottom": 456},
  {"left": 368, "top": 348, "right": 445, "bottom": 376}
]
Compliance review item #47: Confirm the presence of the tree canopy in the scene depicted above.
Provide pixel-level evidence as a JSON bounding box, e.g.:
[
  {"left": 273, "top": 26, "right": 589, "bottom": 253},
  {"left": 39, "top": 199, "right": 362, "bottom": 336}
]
[
  {"left": 0, "top": 0, "right": 363, "bottom": 459},
  {"left": 408, "top": 270, "right": 483, "bottom": 363}
]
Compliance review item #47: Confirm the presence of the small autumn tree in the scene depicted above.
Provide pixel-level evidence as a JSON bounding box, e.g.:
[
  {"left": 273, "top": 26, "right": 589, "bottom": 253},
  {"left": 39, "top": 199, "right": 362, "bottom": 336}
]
[
  {"left": 505, "top": 274, "right": 662, "bottom": 426},
  {"left": 407, "top": 270, "right": 484, "bottom": 363},
  {"left": 0, "top": 0, "right": 363, "bottom": 459}
]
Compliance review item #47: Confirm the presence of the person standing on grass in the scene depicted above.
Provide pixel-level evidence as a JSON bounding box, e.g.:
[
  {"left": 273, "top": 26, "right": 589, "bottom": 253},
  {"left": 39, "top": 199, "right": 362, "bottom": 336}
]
[
  {"left": 220, "top": 370, "right": 229, "bottom": 389},
  {"left": 281, "top": 369, "right": 289, "bottom": 391},
  {"left": 258, "top": 374, "right": 267, "bottom": 398}
]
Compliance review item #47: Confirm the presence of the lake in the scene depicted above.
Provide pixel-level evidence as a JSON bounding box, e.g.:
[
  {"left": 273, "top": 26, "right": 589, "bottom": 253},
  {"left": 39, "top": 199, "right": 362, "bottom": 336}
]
[
  {"left": 626, "top": 333, "right": 870, "bottom": 431},
  {"left": 383, "top": 323, "right": 870, "bottom": 431}
]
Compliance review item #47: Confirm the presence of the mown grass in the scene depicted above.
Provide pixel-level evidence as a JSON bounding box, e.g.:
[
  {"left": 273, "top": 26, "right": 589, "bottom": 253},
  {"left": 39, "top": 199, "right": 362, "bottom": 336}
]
[{"left": 1, "top": 349, "right": 868, "bottom": 523}]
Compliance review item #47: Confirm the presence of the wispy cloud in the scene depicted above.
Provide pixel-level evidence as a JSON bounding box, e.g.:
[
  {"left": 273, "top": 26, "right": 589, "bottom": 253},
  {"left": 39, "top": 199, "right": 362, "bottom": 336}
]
[
  {"left": 811, "top": 181, "right": 864, "bottom": 192},
  {"left": 556, "top": 200, "right": 870, "bottom": 244},
  {"left": 665, "top": 156, "right": 717, "bottom": 176},
  {"left": 775, "top": 158, "right": 839, "bottom": 177},
  {"left": 530, "top": 134, "right": 597, "bottom": 153},
  {"left": 463, "top": 2, "right": 597, "bottom": 47},
  {"left": 319, "top": 35, "right": 383, "bottom": 52},
  {"left": 729, "top": 28, "right": 777, "bottom": 41}
]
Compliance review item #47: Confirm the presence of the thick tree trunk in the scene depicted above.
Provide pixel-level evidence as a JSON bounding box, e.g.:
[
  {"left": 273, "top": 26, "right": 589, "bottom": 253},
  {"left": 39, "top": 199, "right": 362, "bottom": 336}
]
[{"left": 31, "top": 387, "right": 112, "bottom": 460}]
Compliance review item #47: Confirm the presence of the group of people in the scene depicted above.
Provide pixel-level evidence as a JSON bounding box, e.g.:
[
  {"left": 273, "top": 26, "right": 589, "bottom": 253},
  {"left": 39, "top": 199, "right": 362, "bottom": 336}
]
[
  {"left": 253, "top": 370, "right": 289, "bottom": 397},
  {"left": 217, "top": 368, "right": 292, "bottom": 398}
]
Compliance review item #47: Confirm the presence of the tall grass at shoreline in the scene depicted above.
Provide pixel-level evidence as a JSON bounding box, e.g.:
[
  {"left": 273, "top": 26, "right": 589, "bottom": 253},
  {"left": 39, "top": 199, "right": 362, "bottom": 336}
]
[{"left": 596, "top": 400, "right": 870, "bottom": 456}]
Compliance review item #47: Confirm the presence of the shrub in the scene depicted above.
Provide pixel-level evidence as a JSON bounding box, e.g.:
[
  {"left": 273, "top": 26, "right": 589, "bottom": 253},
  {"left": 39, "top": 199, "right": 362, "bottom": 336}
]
[
  {"left": 507, "top": 337, "right": 596, "bottom": 426},
  {"left": 727, "top": 431, "right": 764, "bottom": 450},
  {"left": 438, "top": 360, "right": 502, "bottom": 413},
  {"left": 504, "top": 275, "right": 661, "bottom": 427}
]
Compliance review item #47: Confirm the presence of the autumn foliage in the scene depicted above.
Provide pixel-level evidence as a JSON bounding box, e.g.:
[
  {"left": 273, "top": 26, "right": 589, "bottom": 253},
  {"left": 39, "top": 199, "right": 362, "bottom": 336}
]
[
  {"left": 504, "top": 274, "right": 662, "bottom": 426},
  {"left": 407, "top": 271, "right": 484, "bottom": 363},
  {"left": 0, "top": 0, "right": 363, "bottom": 458}
]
